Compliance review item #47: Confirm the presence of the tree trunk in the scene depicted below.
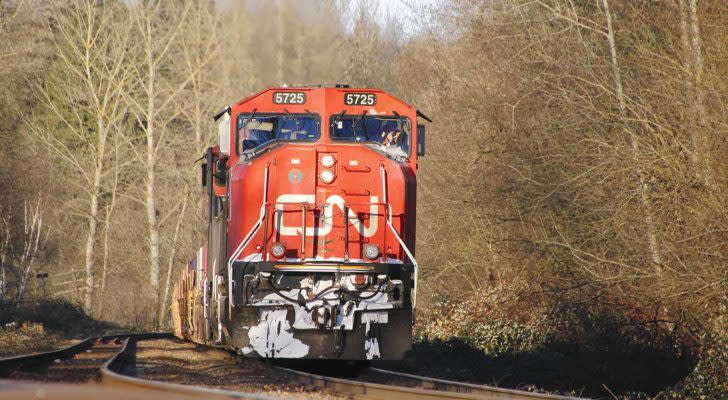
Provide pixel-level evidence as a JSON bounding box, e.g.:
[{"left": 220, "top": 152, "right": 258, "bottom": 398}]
[
  {"left": 16, "top": 200, "right": 43, "bottom": 306},
  {"left": 157, "top": 194, "right": 189, "bottom": 328},
  {"left": 146, "top": 109, "right": 160, "bottom": 298},
  {"left": 0, "top": 218, "right": 9, "bottom": 300},
  {"left": 678, "top": 0, "right": 700, "bottom": 174},
  {"left": 83, "top": 117, "right": 107, "bottom": 313},
  {"left": 83, "top": 190, "right": 99, "bottom": 313},
  {"left": 144, "top": 25, "right": 161, "bottom": 300},
  {"left": 683, "top": 0, "right": 712, "bottom": 187},
  {"left": 97, "top": 141, "right": 120, "bottom": 314},
  {"left": 601, "top": 0, "right": 663, "bottom": 268}
]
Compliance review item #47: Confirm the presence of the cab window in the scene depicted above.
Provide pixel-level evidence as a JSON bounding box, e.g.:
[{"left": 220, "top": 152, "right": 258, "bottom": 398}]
[
  {"left": 236, "top": 114, "right": 320, "bottom": 154},
  {"left": 330, "top": 114, "right": 411, "bottom": 157}
]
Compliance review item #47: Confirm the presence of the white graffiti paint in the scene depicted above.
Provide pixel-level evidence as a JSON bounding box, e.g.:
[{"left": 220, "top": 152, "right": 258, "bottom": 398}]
[
  {"left": 245, "top": 275, "right": 403, "bottom": 358},
  {"left": 257, "top": 276, "right": 399, "bottom": 332},
  {"left": 364, "top": 320, "right": 381, "bottom": 360},
  {"left": 242, "top": 309, "right": 309, "bottom": 358}
]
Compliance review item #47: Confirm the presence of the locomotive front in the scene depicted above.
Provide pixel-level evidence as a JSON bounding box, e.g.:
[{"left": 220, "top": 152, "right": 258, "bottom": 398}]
[{"left": 177, "top": 86, "right": 427, "bottom": 360}]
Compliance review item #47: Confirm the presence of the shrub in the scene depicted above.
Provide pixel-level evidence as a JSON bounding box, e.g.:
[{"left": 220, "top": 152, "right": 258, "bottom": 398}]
[
  {"left": 0, "top": 321, "right": 49, "bottom": 356},
  {"left": 658, "top": 336, "right": 728, "bottom": 400}
]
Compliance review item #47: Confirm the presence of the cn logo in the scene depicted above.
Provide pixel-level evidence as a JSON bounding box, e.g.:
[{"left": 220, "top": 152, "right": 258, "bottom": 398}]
[{"left": 274, "top": 195, "right": 379, "bottom": 238}]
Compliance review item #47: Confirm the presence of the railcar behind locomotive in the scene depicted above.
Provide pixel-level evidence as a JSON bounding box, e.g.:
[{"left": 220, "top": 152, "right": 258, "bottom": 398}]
[{"left": 172, "top": 85, "right": 428, "bottom": 360}]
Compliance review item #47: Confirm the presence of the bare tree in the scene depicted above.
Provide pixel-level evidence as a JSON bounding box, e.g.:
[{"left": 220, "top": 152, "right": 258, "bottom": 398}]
[
  {"left": 157, "top": 192, "right": 190, "bottom": 328},
  {"left": 677, "top": 0, "right": 712, "bottom": 187},
  {"left": 0, "top": 213, "right": 9, "bottom": 301},
  {"left": 123, "top": 1, "right": 200, "bottom": 309},
  {"left": 33, "top": 0, "right": 132, "bottom": 313},
  {"left": 276, "top": 0, "right": 286, "bottom": 84},
  {"left": 15, "top": 197, "right": 47, "bottom": 306},
  {"left": 600, "top": 0, "right": 663, "bottom": 269},
  {"left": 177, "top": 0, "right": 222, "bottom": 154},
  {"left": 96, "top": 133, "right": 122, "bottom": 314}
]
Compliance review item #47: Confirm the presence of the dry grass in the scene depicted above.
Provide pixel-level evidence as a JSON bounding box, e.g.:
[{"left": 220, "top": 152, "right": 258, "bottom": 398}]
[{"left": 0, "top": 321, "right": 64, "bottom": 357}]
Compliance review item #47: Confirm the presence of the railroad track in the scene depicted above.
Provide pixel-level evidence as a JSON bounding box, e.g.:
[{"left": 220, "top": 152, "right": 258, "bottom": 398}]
[
  {"left": 276, "top": 365, "right": 588, "bottom": 400},
  {"left": 0, "top": 334, "right": 588, "bottom": 400},
  {"left": 0, "top": 332, "right": 166, "bottom": 382},
  {"left": 0, "top": 333, "right": 271, "bottom": 399}
]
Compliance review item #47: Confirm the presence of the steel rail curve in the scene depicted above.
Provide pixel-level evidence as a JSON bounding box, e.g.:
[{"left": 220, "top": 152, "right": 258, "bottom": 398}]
[
  {"left": 99, "top": 335, "right": 273, "bottom": 399},
  {"left": 367, "top": 368, "right": 589, "bottom": 400},
  {"left": 275, "top": 364, "right": 589, "bottom": 400},
  {"left": 2, "top": 334, "right": 588, "bottom": 400},
  {"left": 0, "top": 332, "right": 163, "bottom": 376}
]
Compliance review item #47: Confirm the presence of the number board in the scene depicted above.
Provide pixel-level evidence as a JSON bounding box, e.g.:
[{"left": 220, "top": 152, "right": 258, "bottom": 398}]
[
  {"left": 344, "top": 92, "right": 376, "bottom": 106},
  {"left": 272, "top": 91, "right": 306, "bottom": 105}
]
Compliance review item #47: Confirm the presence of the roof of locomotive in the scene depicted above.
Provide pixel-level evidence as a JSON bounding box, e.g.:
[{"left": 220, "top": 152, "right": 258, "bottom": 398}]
[
  {"left": 220, "top": 85, "right": 409, "bottom": 115},
  {"left": 214, "top": 85, "right": 432, "bottom": 123}
]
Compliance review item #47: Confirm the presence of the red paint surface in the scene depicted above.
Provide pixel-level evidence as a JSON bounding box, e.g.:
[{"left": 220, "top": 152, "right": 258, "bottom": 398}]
[{"left": 226, "top": 87, "right": 419, "bottom": 264}]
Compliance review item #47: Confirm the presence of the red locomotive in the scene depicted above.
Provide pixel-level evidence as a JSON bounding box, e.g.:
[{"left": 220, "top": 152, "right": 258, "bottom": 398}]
[{"left": 172, "top": 85, "right": 428, "bottom": 360}]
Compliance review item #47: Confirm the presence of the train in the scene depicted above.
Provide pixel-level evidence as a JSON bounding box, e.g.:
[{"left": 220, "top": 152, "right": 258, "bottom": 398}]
[{"left": 172, "top": 85, "right": 429, "bottom": 360}]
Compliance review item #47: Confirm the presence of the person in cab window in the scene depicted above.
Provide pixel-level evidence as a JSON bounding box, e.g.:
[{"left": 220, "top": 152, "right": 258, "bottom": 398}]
[{"left": 382, "top": 129, "right": 402, "bottom": 146}]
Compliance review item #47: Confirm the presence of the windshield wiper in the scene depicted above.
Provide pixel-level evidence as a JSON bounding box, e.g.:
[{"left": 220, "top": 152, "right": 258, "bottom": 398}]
[
  {"left": 282, "top": 108, "right": 294, "bottom": 120},
  {"left": 352, "top": 110, "right": 367, "bottom": 137},
  {"left": 248, "top": 108, "right": 258, "bottom": 122},
  {"left": 243, "top": 140, "right": 279, "bottom": 159},
  {"left": 274, "top": 108, "right": 302, "bottom": 134}
]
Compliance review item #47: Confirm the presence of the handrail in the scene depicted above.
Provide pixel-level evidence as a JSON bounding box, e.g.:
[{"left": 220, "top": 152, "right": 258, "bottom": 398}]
[
  {"left": 380, "top": 165, "right": 418, "bottom": 322},
  {"left": 227, "top": 165, "right": 269, "bottom": 314},
  {"left": 343, "top": 205, "right": 350, "bottom": 261},
  {"left": 270, "top": 200, "right": 387, "bottom": 264}
]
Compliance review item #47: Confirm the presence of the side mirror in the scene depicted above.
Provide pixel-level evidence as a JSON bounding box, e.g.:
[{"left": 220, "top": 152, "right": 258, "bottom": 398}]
[
  {"left": 201, "top": 163, "right": 207, "bottom": 187},
  {"left": 416, "top": 124, "right": 426, "bottom": 157},
  {"left": 216, "top": 107, "right": 231, "bottom": 156}
]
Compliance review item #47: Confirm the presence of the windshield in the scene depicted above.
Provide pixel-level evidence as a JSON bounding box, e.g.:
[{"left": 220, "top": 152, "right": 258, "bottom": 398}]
[
  {"left": 236, "top": 114, "right": 320, "bottom": 153},
  {"left": 329, "top": 115, "right": 411, "bottom": 157}
]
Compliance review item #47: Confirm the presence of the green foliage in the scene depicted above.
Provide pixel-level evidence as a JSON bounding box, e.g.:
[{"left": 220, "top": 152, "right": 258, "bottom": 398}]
[
  {"left": 658, "top": 336, "right": 728, "bottom": 400},
  {"left": 0, "top": 300, "right": 126, "bottom": 340},
  {"left": 419, "top": 296, "right": 552, "bottom": 356},
  {"left": 458, "top": 319, "right": 552, "bottom": 356},
  {"left": 0, "top": 321, "right": 48, "bottom": 356}
]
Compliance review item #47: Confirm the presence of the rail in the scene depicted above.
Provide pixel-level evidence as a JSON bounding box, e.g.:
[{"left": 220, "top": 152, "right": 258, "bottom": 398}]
[
  {"left": 1, "top": 334, "right": 589, "bottom": 400},
  {"left": 368, "top": 368, "right": 589, "bottom": 400},
  {"left": 100, "top": 335, "right": 272, "bottom": 399},
  {"left": 0, "top": 332, "right": 164, "bottom": 376},
  {"left": 275, "top": 364, "right": 589, "bottom": 400}
]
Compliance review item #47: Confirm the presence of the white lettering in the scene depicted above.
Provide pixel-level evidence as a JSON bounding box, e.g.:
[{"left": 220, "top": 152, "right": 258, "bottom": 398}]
[{"left": 274, "top": 195, "right": 379, "bottom": 238}]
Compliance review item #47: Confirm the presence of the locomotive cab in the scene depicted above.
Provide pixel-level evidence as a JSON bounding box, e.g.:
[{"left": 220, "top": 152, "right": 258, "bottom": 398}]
[{"left": 174, "top": 86, "right": 427, "bottom": 360}]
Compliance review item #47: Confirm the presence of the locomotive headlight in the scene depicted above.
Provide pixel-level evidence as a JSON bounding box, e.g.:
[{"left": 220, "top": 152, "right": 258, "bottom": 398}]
[
  {"left": 363, "top": 244, "right": 380, "bottom": 260},
  {"left": 319, "top": 169, "right": 335, "bottom": 184},
  {"left": 320, "top": 154, "right": 335, "bottom": 168},
  {"left": 350, "top": 274, "right": 368, "bottom": 286},
  {"left": 270, "top": 242, "right": 286, "bottom": 258}
]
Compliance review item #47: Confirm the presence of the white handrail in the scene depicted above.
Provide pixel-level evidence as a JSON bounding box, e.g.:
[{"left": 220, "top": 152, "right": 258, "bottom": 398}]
[
  {"left": 227, "top": 165, "right": 269, "bottom": 314},
  {"left": 379, "top": 166, "right": 418, "bottom": 321}
]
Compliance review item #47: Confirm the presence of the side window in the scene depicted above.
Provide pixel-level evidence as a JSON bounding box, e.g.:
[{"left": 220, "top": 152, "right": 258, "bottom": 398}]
[{"left": 238, "top": 117, "right": 276, "bottom": 152}]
